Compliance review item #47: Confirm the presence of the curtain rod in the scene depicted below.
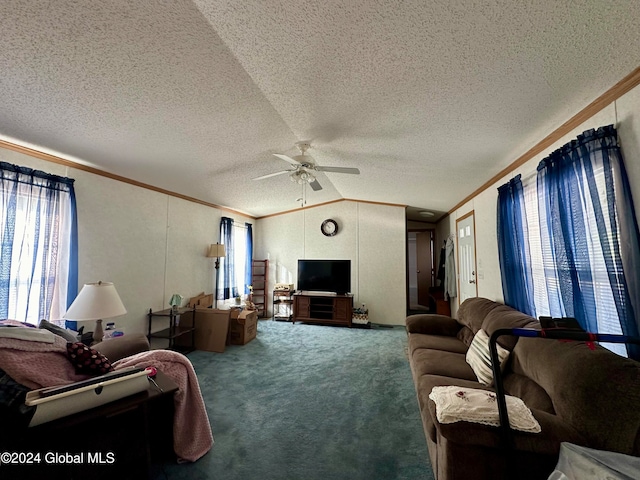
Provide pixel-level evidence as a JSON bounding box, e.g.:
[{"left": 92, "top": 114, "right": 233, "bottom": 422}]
[{"left": 231, "top": 222, "right": 252, "bottom": 230}]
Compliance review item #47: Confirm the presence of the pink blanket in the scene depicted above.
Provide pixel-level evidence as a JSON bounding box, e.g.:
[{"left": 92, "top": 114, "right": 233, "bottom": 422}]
[
  {"left": 115, "top": 350, "right": 214, "bottom": 462},
  {"left": 0, "top": 331, "right": 213, "bottom": 462}
]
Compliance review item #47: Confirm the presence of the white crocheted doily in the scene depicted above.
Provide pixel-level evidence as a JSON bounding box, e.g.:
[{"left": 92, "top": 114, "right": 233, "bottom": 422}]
[{"left": 428, "top": 386, "right": 541, "bottom": 433}]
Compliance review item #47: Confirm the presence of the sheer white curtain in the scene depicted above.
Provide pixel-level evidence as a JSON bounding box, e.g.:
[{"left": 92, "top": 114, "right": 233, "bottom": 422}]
[
  {"left": 0, "top": 163, "right": 78, "bottom": 326},
  {"left": 520, "top": 167, "right": 625, "bottom": 355},
  {"left": 217, "top": 221, "right": 249, "bottom": 305}
]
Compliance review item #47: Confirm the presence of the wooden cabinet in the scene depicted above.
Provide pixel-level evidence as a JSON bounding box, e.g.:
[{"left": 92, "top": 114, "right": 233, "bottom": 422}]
[
  {"left": 293, "top": 293, "right": 353, "bottom": 327},
  {"left": 334, "top": 297, "right": 352, "bottom": 321},
  {"left": 294, "top": 294, "right": 310, "bottom": 318}
]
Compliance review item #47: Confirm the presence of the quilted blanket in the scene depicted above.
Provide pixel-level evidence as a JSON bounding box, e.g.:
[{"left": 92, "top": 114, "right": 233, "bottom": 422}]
[
  {"left": 115, "top": 349, "right": 214, "bottom": 462},
  {"left": 0, "top": 326, "right": 213, "bottom": 462}
]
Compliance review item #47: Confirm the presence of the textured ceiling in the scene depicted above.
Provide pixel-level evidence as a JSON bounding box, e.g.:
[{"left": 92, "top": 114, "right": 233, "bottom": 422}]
[{"left": 1, "top": 1, "right": 639, "bottom": 217}]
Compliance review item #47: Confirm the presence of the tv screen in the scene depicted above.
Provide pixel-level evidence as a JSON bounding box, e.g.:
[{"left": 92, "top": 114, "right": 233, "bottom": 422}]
[{"left": 297, "top": 259, "right": 351, "bottom": 294}]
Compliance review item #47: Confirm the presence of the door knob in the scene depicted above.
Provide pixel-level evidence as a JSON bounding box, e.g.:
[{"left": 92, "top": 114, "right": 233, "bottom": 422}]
[{"left": 469, "top": 279, "right": 476, "bottom": 284}]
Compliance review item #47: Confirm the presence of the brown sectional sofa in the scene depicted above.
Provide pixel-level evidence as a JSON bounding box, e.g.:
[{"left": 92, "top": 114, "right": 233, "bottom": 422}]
[{"left": 406, "top": 297, "right": 640, "bottom": 480}]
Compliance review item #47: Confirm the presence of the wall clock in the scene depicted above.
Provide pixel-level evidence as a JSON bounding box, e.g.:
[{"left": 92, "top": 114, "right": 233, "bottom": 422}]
[{"left": 321, "top": 219, "right": 338, "bottom": 237}]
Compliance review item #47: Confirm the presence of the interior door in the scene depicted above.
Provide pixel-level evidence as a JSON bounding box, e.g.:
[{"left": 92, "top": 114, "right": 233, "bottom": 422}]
[
  {"left": 416, "top": 231, "right": 433, "bottom": 307},
  {"left": 456, "top": 212, "right": 478, "bottom": 304}
]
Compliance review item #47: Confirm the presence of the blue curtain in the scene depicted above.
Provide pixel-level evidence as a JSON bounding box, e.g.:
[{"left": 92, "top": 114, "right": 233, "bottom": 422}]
[
  {"left": 218, "top": 216, "right": 237, "bottom": 300},
  {"left": 537, "top": 125, "right": 640, "bottom": 359},
  {"left": 67, "top": 187, "right": 78, "bottom": 310},
  {"left": 245, "top": 222, "right": 253, "bottom": 294},
  {"left": 0, "top": 162, "right": 78, "bottom": 326},
  {"left": 497, "top": 174, "right": 535, "bottom": 316}
]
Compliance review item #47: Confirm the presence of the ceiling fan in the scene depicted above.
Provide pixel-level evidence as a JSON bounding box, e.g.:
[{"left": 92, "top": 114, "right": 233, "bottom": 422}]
[{"left": 252, "top": 141, "right": 360, "bottom": 191}]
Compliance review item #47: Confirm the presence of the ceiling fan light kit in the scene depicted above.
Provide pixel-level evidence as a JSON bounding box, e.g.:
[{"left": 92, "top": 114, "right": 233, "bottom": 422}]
[
  {"left": 290, "top": 170, "right": 316, "bottom": 184},
  {"left": 253, "top": 141, "right": 360, "bottom": 202}
]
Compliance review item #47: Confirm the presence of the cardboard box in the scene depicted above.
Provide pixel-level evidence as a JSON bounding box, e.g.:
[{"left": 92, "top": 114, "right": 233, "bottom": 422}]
[
  {"left": 187, "top": 292, "right": 214, "bottom": 309},
  {"left": 228, "top": 309, "right": 258, "bottom": 345},
  {"left": 178, "top": 308, "right": 230, "bottom": 353}
]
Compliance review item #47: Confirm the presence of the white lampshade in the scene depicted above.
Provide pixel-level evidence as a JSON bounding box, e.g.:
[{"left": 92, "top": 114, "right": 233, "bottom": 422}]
[
  {"left": 207, "top": 243, "right": 226, "bottom": 258},
  {"left": 63, "top": 281, "right": 127, "bottom": 321}
]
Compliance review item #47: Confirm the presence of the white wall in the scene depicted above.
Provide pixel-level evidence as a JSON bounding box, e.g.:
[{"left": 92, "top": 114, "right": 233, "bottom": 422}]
[
  {"left": 0, "top": 146, "right": 253, "bottom": 336},
  {"left": 255, "top": 200, "right": 406, "bottom": 325},
  {"left": 442, "top": 83, "right": 640, "bottom": 317}
]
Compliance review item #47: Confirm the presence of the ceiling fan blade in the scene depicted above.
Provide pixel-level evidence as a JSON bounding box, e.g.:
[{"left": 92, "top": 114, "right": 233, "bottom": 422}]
[
  {"left": 315, "top": 166, "right": 360, "bottom": 174},
  {"left": 309, "top": 179, "right": 323, "bottom": 191},
  {"left": 252, "top": 170, "right": 291, "bottom": 181},
  {"left": 273, "top": 153, "right": 301, "bottom": 165}
]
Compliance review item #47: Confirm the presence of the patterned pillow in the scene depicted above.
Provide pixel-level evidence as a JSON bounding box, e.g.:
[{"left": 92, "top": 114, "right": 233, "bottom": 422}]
[
  {"left": 465, "top": 329, "right": 509, "bottom": 385},
  {"left": 66, "top": 342, "right": 114, "bottom": 375}
]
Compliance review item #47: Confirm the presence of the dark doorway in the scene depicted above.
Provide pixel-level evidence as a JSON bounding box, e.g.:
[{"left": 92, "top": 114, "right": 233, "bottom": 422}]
[{"left": 407, "top": 230, "right": 434, "bottom": 315}]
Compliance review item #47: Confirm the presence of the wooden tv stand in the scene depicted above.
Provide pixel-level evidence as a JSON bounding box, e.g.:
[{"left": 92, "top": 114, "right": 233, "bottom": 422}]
[{"left": 292, "top": 292, "right": 353, "bottom": 326}]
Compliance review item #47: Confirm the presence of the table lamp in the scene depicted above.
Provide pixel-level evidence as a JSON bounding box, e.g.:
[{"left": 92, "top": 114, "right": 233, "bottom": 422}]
[
  {"left": 63, "top": 281, "right": 127, "bottom": 343},
  {"left": 169, "top": 293, "right": 183, "bottom": 312}
]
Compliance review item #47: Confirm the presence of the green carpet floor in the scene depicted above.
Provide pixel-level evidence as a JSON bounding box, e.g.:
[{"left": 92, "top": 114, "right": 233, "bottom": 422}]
[{"left": 156, "top": 320, "right": 434, "bottom": 480}]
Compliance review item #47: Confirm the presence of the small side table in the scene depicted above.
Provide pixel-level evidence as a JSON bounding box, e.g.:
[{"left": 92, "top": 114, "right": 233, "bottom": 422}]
[
  {"left": 148, "top": 306, "right": 196, "bottom": 352},
  {"left": 273, "top": 289, "right": 293, "bottom": 321}
]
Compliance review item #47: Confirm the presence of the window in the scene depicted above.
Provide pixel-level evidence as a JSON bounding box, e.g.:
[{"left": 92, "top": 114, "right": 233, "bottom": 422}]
[
  {"left": 217, "top": 217, "right": 253, "bottom": 304},
  {"left": 0, "top": 162, "right": 78, "bottom": 326},
  {"left": 497, "top": 126, "right": 640, "bottom": 359}
]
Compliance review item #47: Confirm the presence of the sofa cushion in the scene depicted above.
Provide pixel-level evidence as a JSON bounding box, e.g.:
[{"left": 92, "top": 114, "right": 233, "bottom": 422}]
[
  {"left": 512, "top": 336, "right": 640, "bottom": 455},
  {"left": 405, "top": 314, "right": 462, "bottom": 336},
  {"left": 411, "top": 349, "right": 478, "bottom": 382},
  {"left": 430, "top": 398, "right": 587, "bottom": 455},
  {"left": 503, "top": 373, "right": 555, "bottom": 415},
  {"left": 417, "top": 374, "right": 491, "bottom": 441},
  {"left": 408, "top": 333, "right": 468, "bottom": 356},
  {"left": 457, "top": 297, "right": 503, "bottom": 334},
  {"left": 466, "top": 329, "right": 509, "bottom": 385},
  {"left": 481, "top": 305, "right": 539, "bottom": 350},
  {"left": 456, "top": 326, "right": 475, "bottom": 347},
  {"left": 420, "top": 375, "right": 587, "bottom": 456},
  {"left": 429, "top": 385, "right": 541, "bottom": 433}
]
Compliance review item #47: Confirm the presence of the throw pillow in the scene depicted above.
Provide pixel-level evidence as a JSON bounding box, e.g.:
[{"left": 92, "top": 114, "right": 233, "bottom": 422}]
[
  {"left": 465, "top": 329, "right": 509, "bottom": 385},
  {"left": 66, "top": 342, "right": 114, "bottom": 375},
  {"left": 39, "top": 319, "right": 78, "bottom": 343}
]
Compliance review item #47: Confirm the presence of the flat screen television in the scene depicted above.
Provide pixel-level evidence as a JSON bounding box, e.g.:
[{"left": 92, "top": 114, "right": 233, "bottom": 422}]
[{"left": 297, "top": 259, "right": 351, "bottom": 294}]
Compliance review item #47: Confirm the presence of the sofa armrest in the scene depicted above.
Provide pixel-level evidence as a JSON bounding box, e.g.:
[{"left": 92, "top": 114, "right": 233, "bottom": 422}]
[
  {"left": 406, "top": 314, "right": 462, "bottom": 337},
  {"left": 93, "top": 333, "right": 150, "bottom": 362}
]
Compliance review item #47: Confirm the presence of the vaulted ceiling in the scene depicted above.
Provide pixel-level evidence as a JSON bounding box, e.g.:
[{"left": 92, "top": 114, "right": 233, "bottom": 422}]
[{"left": 1, "top": 1, "right": 639, "bottom": 218}]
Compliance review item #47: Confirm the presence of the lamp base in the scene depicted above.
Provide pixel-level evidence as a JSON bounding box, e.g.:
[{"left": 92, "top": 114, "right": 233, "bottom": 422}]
[{"left": 93, "top": 319, "right": 103, "bottom": 343}]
